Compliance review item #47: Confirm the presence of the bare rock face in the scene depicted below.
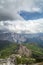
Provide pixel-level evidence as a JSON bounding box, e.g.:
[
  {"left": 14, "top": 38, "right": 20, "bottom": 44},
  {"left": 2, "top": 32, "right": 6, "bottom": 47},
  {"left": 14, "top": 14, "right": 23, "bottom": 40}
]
[
  {"left": 0, "top": 56, "right": 16, "bottom": 65},
  {"left": 18, "top": 44, "right": 32, "bottom": 57}
]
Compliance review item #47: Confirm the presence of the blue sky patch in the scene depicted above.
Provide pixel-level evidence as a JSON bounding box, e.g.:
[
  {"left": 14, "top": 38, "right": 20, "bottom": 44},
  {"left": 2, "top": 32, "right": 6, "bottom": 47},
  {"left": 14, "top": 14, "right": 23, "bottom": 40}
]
[{"left": 19, "top": 11, "right": 43, "bottom": 20}]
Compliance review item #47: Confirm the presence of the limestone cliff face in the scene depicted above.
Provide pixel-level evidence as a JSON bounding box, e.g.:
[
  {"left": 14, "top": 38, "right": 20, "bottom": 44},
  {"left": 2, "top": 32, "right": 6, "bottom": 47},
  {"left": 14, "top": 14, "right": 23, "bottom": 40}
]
[
  {"left": 18, "top": 44, "right": 32, "bottom": 57},
  {"left": 0, "top": 57, "right": 16, "bottom": 65}
]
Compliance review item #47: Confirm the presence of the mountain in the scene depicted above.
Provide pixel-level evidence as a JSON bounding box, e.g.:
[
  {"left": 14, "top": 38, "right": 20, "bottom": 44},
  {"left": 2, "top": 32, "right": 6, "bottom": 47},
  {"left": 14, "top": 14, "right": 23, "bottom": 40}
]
[
  {"left": 0, "top": 39, "right": 43, "bottom": 63},
  {"left": 0, "top": 32, "right": 43, "bottom": 47},
  {"left": 0, "top": 32, "right": 26, "bottom": 43}
]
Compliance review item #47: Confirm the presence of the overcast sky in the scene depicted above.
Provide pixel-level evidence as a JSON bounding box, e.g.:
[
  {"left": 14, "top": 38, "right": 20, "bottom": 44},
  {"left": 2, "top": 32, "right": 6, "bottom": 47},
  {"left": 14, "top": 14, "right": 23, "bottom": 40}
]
[{"left": 0, "top": 0, "right": 43, "bottom": 33}]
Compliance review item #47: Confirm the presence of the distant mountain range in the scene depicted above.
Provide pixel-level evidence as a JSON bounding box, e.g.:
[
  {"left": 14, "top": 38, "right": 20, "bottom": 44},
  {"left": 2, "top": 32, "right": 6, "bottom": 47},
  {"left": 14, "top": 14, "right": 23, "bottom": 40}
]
[{"left": 0, "top": 32, "right": 43, "bottom": 47}]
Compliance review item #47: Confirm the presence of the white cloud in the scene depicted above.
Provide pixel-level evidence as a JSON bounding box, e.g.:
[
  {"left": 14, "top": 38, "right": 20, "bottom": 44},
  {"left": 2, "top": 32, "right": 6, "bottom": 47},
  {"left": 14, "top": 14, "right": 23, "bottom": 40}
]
[
  {"left": 0, "top": 0, "right": 41, "bottom": 12},
  {"left": 0, "top": 19, "right": 43, "bottom": 33}
]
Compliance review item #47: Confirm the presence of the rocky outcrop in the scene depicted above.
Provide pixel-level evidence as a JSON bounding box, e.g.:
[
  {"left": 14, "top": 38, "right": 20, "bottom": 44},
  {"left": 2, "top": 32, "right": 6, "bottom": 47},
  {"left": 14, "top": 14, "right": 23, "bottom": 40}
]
[
  {"left": 18, "top": 44, "right": 32, "bottom": 57},
  {"left": 0, "top": 56, "right": 16, "bottom": 65}
]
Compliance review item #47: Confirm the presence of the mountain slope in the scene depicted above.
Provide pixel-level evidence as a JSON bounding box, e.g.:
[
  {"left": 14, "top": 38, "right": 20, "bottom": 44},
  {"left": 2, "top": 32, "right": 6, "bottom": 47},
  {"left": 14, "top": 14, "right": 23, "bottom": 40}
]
[
  {"left": 23, "top": 43, "right": 43, "bottom": 62},
  {"left": 0, "top": 40, "right": 18, "bottom": 58}
]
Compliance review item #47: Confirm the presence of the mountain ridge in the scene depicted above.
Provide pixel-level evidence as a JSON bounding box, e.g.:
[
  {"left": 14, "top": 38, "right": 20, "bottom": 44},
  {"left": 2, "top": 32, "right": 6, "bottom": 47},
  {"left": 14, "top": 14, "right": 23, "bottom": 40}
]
[{"left": 0, "top": 32, "right": 43, "bottom": 46}]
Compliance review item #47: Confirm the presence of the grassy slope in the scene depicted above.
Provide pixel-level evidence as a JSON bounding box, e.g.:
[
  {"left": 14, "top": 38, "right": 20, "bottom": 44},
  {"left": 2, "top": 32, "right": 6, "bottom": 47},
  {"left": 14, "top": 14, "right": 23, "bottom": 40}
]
[
  {"left": 23, "top": 43, "right": 43, "bottom": 62},
  {"left": 23, "top": 43, "right": 43, "bottom": 54},
  {"left": 0, "top": 41, "right": 18, "bottom": 58}
]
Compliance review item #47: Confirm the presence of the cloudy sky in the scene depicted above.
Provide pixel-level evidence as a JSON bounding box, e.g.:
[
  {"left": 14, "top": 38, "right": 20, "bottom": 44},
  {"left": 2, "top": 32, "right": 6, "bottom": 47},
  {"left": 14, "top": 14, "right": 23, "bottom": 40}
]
[{"left": 0, "top": 0, "right": 43, "bottom": 33}]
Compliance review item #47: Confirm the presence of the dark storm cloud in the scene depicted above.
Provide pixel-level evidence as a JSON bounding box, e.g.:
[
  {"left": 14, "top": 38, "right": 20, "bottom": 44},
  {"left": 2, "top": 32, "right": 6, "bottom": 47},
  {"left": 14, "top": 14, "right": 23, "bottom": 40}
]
[
  {"left": 0, "top": 0, "right": 24, "bottom": 21},
  {"left": 0, "top": 9, "right": 15, "bottom": 21}
]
